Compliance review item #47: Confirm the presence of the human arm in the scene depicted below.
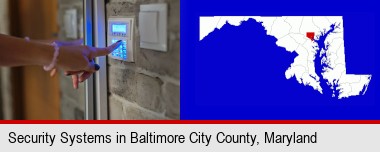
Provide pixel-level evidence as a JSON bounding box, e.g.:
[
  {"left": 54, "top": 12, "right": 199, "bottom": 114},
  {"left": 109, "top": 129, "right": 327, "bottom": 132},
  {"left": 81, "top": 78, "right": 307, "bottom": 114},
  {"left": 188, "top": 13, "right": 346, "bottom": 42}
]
[{"left": 0, "top": 34, "right": 121, "bottom": 88}]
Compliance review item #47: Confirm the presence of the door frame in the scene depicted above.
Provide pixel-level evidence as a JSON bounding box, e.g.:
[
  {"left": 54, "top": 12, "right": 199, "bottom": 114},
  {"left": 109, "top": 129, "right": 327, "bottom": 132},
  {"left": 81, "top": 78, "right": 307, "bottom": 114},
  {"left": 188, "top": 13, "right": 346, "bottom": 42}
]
[{"left": 84, "top": 0, "right": 108, "bottom": 120}]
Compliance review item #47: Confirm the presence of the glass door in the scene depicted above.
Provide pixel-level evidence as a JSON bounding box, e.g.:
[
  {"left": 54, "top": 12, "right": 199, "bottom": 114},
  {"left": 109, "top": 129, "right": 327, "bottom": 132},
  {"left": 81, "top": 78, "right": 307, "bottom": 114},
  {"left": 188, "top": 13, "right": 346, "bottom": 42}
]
[{"left": 84, "top": 0, "right": 108, "bottom": 120}]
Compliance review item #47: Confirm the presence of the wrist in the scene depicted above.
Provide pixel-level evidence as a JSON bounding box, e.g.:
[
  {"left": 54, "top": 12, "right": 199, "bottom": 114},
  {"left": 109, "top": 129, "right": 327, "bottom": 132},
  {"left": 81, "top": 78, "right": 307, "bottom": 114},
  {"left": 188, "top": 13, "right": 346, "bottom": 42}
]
[{"left": 28, "top": 40, "right": 55, "bottom": 66}]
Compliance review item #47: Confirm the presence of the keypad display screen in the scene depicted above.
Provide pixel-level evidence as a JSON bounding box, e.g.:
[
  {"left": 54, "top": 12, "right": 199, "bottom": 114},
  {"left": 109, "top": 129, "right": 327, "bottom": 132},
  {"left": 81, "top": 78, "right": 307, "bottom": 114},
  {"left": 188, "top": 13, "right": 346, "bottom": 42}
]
[{"left": 111, "top": 39, "right": 127, "bottom": 60}]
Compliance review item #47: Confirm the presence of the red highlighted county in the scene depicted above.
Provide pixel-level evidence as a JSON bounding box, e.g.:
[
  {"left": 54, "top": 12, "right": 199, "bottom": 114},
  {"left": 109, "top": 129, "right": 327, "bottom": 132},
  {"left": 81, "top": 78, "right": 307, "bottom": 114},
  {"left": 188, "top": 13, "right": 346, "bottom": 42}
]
[{"left": 306, "top": 32, "right": 315, "bottom": 41}]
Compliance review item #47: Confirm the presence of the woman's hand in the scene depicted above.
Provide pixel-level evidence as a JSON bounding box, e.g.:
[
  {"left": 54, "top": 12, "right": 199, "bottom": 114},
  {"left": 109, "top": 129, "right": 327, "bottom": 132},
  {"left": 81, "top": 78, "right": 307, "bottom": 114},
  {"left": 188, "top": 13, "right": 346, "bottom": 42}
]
[
  {"left": 0, "top": 34, "right": 121, "bottom": 88},
  {"left": 50, "top": 39, "right": 122, "bottom": 89}
]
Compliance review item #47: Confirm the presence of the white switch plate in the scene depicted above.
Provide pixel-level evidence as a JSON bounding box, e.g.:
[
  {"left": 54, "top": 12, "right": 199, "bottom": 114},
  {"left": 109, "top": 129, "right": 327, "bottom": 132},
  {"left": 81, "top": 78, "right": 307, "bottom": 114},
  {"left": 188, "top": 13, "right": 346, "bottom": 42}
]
[{"left": 139, "top": 3, "right": 167, "bottom": 52}]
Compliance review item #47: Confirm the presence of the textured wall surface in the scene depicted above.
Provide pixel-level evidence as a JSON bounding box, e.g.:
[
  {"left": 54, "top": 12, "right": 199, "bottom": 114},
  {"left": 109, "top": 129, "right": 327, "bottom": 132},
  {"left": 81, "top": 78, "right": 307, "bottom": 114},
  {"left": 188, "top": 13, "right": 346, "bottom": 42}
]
[{"left": 107, "top": 0, "right": 180, "bottom": 119}]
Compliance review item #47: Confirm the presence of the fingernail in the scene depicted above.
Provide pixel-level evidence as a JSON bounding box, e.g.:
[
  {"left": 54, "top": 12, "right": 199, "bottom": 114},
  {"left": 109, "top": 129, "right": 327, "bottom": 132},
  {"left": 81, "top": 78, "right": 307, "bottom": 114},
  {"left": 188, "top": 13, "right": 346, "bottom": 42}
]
[{"left": 95, "top": 64, "right": 100, "bottom": 71}]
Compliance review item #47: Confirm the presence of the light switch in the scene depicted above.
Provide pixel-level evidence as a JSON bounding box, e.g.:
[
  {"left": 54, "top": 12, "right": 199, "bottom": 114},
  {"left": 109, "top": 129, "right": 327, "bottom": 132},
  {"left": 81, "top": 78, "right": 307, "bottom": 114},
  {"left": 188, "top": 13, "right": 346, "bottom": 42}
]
[
  {"left": 139, "top": 4, "right": 167, "bottom": 52},
  {"left": 139, "top": 11, "right": 158, "bottom": 43}
]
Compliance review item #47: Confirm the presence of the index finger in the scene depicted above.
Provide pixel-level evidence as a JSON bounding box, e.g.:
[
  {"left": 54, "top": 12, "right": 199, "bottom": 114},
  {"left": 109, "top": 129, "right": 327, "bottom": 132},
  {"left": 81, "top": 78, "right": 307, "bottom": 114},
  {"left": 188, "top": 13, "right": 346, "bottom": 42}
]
[{"left": 93, "top": 40, "right": 122, "bottom": 57}]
